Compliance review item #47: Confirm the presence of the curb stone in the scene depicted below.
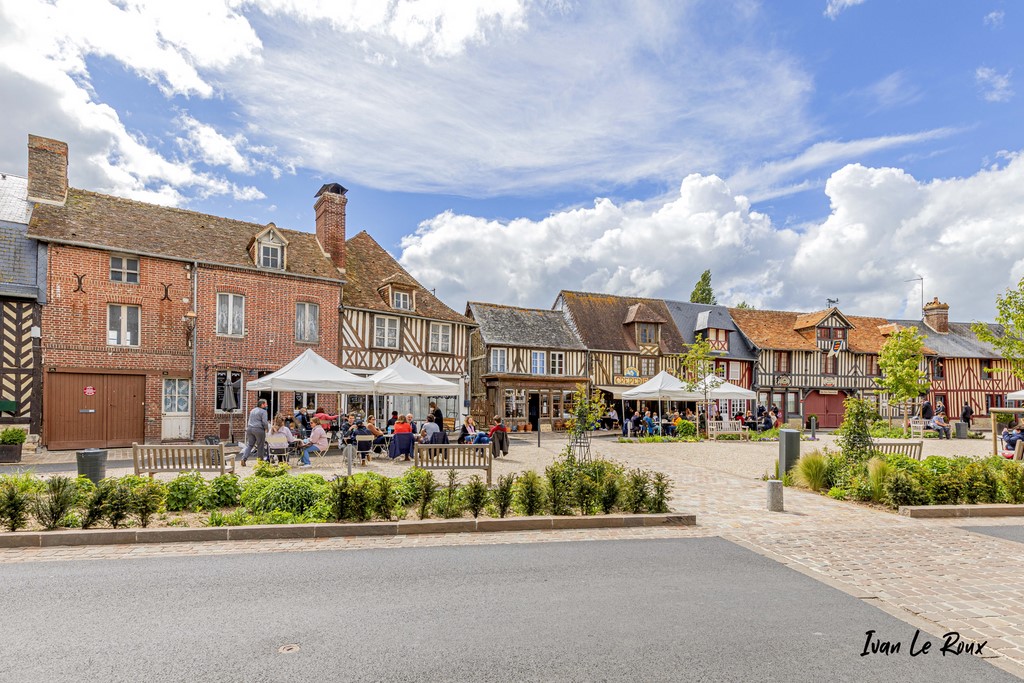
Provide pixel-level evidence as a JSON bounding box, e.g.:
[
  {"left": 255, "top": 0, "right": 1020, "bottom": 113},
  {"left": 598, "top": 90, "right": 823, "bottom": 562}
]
[
  {"left": 0, "top": 512, "right": 695, "bottom": 548},
  {"left": 899, "top": 504, "right": 1024, "bottom": 518}
]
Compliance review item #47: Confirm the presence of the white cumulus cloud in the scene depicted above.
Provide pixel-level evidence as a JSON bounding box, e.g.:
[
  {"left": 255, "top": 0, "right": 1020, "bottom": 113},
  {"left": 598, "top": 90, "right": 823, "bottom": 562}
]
[
  {"left": 976, "top": 66, "right": 1014, "bottom": 103},
  {"left": 825, "top": 0, "right": 866, "bottom": 20}
]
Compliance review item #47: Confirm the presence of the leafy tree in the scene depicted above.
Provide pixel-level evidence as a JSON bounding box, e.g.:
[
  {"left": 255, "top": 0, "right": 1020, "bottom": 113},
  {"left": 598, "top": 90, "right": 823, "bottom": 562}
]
[
  {"left": 677, "top": 334, "right": 717, "bottom": 438},
  {"left": 876, "top": 327, "right": 931, "bottom": 428},
  {"left": 972, "top": 276, "right": 1024, "bottom": 382},
  {"left": 566, "top": 383, "right": 605, "bottom": 436},
  {"left": 689, "top": 269, "right": 718, "bottom": 305},
  {"left": 734, "top": 300, "right": 754, "bottom": 309}
]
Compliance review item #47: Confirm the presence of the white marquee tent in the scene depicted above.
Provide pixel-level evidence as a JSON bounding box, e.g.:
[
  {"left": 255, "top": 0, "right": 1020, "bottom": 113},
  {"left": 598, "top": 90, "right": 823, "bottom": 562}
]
[
  {"left": 1008, "top": 390, "right": 1024, "bottom": 402},
  {"left": 694, "top": 374, "right": 757, "bottom": 400},
  {"left": 245, "top": 349, "right": 373, "bottom": 394},
  {"left": 369, "top": 358, "right": 459, "bottom": 396},
  {"left": 621, "top": 371, "right": 700, "bottom": 401}
]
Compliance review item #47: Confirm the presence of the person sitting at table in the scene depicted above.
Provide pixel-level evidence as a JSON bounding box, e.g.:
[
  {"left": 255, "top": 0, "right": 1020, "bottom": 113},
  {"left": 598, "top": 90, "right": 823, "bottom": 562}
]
[
  {"left": 607, "top": 407, "right": 619, "bottom": 431},
  {"left": 458, "top": 415, "right": 490, "bottom": 444},
  {"left": 930, "top": 412, "right": 952, "bottom": 440},
  {"left": 743, "top": 410, "right": 757, "bottom": 431},
  {"left": 300, "top": 417, "right": 329, "bottom": 467},
  {"left": 386, "top": 411, "right": 399, "bottom": 429},
  {"left": 266, "top": 416, "right": 299, "bottom": 463},
  {"left": 419, "top": 413, "right": 441, "bottom": 442},
  {"left": 338, "top": 414, "right": 355, "bottom": 441},
  {"left": 365, "top": 415, "right": 386, "bottom": 451},
  {"left": 293, "top": 406, "right": 312, "bottom": 437},
  {"left": 630, "top": 411, "right": 643, "bottom": 437},
  {"left": 349, "top": 420, "right": 374, "bottom": 466},
  {"left": 1003, "top": 426, "right": 1023, "bottom": 451},
  {"left": 393, "top": 414, "right": 413, "bottom": 434},
  {"left": 758, "top": 410, "right": 773, "bottom": 433},
  {"left": 314, "top": 406, "right": 338, "bottom": 436}
]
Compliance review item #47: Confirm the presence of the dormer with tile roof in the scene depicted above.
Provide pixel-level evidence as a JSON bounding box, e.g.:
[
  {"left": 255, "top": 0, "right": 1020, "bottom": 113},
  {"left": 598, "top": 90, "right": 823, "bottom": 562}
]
[
  {"left": 248, "top": 223, "right": 289, "bottom": 271},
  {"left": 623, "top": 302, "right": 666, "bottom": 355},
  {"left": 793, "top": 306, "right": 854, "bottom": 355}
]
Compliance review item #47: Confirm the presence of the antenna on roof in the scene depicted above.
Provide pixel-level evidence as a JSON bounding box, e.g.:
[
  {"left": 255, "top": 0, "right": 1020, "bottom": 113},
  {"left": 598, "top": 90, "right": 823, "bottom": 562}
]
[
  {"left": 826, "top": 297, "right": 839, "bottom": 308},
  {"left": 904, "top": 275, "right": 924, "bottom": 315}
]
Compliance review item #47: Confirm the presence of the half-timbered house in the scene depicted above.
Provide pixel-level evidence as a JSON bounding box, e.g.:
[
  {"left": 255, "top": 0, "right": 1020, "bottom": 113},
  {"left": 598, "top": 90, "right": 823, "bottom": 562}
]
[
  {"left": 0, "top": 164, "right": 46, "bottom": 435},
  {"left": 339, "top": 231, "right": 473, "bottom": 425},
  {"left": 466, "top": 302, "right": 588, "bottom": 431},
  {"left": 729, "top": 306, "right": 892, "bottom": 427},
  {"left": 890, "top": 298, "right": 1024, "bottom": 421},
  {"left": 555, "top": 290, "right": 686, "bottom": 400}
]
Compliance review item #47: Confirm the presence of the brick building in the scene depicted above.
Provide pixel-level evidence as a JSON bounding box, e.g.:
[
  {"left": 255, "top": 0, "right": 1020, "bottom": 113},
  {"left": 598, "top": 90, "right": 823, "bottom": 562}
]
[{"left": 26, "top": 136, "right": 344, "bottom": 449}]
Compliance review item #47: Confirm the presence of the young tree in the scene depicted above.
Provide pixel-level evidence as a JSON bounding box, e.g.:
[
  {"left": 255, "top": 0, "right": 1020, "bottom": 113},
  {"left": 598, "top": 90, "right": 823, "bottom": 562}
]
[
  {"left": 677, "top": 334, "right": 717, "bottom": 438},
  {"left": 689, "top": 269, "right": 718, "bottom": 305},
  {"left": 875, "top": 327, "right": 931, "bottom": 429},
  {"left": 972, "top": 276, "right": 1024, "bottom": 382},
  {"left": 734, "top": 300, "right": 754, "bottom": 309}
]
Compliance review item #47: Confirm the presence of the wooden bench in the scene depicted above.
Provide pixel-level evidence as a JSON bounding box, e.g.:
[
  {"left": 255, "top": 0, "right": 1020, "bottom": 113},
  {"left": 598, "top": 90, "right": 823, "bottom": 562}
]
[
  {"left": 1001, "top": 441, "right": 1024, "bottom": 461},
  {"left": 908, "top": 418, "right": 928, "bottom": 439},
  {"left": 708, "top": 420, "right": 750, "bottom": 441},
  {"left": 414, "top": 443, "right": 493, "bottom": 485},
  {"left": 870, "top": 440, "right": 924, "bottom": 461},
  {"left": 133, "top": 442, "right": 236, "bottom": 477}
]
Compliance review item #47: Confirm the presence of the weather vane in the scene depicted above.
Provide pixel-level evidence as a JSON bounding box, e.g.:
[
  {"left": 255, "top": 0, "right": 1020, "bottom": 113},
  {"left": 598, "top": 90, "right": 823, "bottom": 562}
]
[{"left": 826, "top": 297, "right": 839, "bottom": 308}]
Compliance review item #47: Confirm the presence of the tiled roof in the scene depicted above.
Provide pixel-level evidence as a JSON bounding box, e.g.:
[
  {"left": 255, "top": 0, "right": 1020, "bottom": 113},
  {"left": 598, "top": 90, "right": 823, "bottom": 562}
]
[
  {"left": 0, "top": 174, "right": 29, "bottom": 224},
  {"left": 663, "top": 300, "right": 757, "bottom": 361},
  {"left": 343, "top": 231, "right": 472, "bottom": 324},
  {"left": 27, "top": 188, "right": 342, "bottom": 280},
  {"left": 794, "top": 308, "right": 835, "bottom": 330},
  {"left": 558, "top": 290, "right": 685, "bottom": 353},
  {"left": 623, "top": 302, "right": 666, "bottom": 324},
  {"left": 888, "top": 320, "right": 1003, "bottom": 359},
  {"left": 467, "top": 302, "right": 585, "bottom": 350},
  {"left": 729, "top": 307, "right": 894, "bottom": 354}
]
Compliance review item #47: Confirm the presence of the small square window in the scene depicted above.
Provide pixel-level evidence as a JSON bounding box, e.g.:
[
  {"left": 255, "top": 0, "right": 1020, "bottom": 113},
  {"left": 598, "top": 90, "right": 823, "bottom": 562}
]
[
  {"left": 393, "top": 291, "right": 411, "bottom": 310},
  {"left": 490, "top": 348, "right": 507, "bottom": 373},
  {"left": 260, "top": 243, "right": 282, "bottom": 269},
  {"left": 110, "top": 255, "right": 139, "bottom": 284},
  {"left": 375, "top": 316, "right": 400, "bottom": 349},
  {"left": 429, "top": 323, "right": 451, "bottom": 353}
]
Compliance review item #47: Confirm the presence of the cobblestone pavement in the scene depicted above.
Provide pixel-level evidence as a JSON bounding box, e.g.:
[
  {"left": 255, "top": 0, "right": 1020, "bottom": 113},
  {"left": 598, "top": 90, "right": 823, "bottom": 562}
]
[{"left": 4, "top": 433, "right": 1024, "bottom": 674}]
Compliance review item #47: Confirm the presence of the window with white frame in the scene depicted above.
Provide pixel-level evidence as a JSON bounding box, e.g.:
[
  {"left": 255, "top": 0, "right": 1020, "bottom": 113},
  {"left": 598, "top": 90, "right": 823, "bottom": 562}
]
[
  {"left": 216, "top": 294, "right": 245, "bottom": 336},
  {"left": 613, "top": 355, "right": 623, "bottom": 375},
  {"left": 109, "top": 255, "right": 139, "bottom": 284},
  {"left": 638, "top": 323, "right": 657, "bottom": 344},
  {"left": 107, "top": 304, "right": 140, "bottom": 346},
  {"left": 490, "top": 348, "right": 507, "bottom": 373},
  {"left": 550, "top": 352, "right": 565, "bottom": 375},
  {"left": 429, "top": 322, "right": 452, "bottom": 353},
  {"left": 640, "top": 357, "right": 656, "bottom": 376},
  {"left": 392, "top": 290, "right": 411, "bottom": 310},
  {"left": 728, "top": 361, "right": 741, "bottom": 381},
  {"left": 295, "top": 302, "right": 319, "bottom": 343},
  {"left": 260, "top": 243, "right": 282, "bottom": 269},
  {"left": 374, "top": 316, "right": 400, "bottom": 348},
  {"left": 531, "top": 351, "right": 546, "bottom": 375}
]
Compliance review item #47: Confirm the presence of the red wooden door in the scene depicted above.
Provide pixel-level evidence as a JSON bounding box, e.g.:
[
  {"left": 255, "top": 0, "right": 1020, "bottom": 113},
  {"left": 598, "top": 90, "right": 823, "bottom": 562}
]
[
  {"left": 45, "top": 373, "right": 145, "bottom": 450},
  {"left": 804, "top": 390, "right": 847, "bottom": 429}
]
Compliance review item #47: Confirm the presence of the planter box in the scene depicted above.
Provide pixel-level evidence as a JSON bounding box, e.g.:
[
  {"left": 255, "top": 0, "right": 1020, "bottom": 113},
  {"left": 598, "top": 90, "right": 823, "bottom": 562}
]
[{"left": 0, "top": 443, "right": 23, "bottom": 463}]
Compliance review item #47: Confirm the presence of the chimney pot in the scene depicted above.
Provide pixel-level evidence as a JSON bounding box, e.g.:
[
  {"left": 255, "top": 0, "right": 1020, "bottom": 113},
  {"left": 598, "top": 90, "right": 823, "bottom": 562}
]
[
  {"left": 922, "top": 297, "right": 949, "bottom": 334},
  {"left": 27, "top": 134, "right": 68, "bottom": 206},
  {"left": 315, "top": 184, "right": 347, "bottom": 273}
]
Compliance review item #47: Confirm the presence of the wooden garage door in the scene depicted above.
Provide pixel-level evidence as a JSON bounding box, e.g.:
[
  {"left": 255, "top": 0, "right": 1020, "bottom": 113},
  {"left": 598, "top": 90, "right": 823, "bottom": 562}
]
[
  {"left": 804, "top": 390, "right": 848, "bottom": 429},
  {"left": 44, "top": 373, "right": 145, "bottom": 450}
]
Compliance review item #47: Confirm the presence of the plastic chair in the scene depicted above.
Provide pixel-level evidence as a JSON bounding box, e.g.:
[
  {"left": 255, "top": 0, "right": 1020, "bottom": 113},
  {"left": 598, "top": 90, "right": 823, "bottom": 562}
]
[
  {"left": 355, "top": 435, "right": 374, "bottom": 463},
  {"left": 266, "top": 431, "right": 291, "bottom": 464}
]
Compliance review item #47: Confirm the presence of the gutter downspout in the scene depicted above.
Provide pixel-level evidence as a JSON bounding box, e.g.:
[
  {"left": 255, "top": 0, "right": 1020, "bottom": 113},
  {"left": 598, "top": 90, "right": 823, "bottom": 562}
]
[{"left": 190, "top": 261, "right": 198, "bottom": 441}]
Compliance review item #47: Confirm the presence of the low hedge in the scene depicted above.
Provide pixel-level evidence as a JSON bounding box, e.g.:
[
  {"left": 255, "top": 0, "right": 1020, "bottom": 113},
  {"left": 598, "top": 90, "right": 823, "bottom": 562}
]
[{"left": 0, "top": 449, "right": 674, "bottom": 531}]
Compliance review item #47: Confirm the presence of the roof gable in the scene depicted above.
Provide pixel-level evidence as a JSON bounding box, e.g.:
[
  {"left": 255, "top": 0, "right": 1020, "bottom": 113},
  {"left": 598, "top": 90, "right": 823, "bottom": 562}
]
[
  {"left": 793, "top": 307, "right": 853, "bottom": 330},
  {"left": 558, "top": 290, "right": 685, "bottom": 352},
  {"left": 623, "top": 302, "right": 666, "bottom": 325},
  {"left": 467, "top": 302, "right": 585, "bottom": 350},
  {"left": 730, "top": 307, "right": 891, "bottom": 354}
]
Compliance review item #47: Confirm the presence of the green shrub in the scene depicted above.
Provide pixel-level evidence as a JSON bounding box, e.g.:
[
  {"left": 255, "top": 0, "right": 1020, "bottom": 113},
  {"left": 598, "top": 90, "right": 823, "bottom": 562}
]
[
  {"left": 848, "top": 476, "right": 874, "bottom": 502},
  {"left": 0, "top": 472, "right": 44, "bottom": 495},
  {"left": 827, "top": 486, "right": 847, "bottom": 500},
  {"left": 242, "top": 474, "right": 327, "bottom": 516},
  {"left": 835, "top": 397, "right": 876, "bottom": 461},
  {"left": 34, "top": 476, "right": 78, "bottom": 530},
  {"left": 206, "top": 474, "right": 242, "bottom": 508},
  {"left": 1002, "top": 461, "right": 1024, "bottom": 504},
  {"left": 81, "top": 481, "right": 109, "bottom": 529},
  {"left": 867, "top": 458, "right": 889, "bottom": 503},
  {"left": 438, "top": 470, "right": 463, "bottom": 519},
  {"left": 0, "top": 478, "right": 31, "bottom": 531},
  {"left": 492, "top": 473, "right": 515, "bottom": 518},
  {"left": 327, "top": 476, "right": 352, "bottom": 522},
  {"left": 928, "top": 471, "right": 964, "bottom": 505},
  {"left": 515, "top": 471, "right": 547, "bottom": 516},
  {"left": 650, "top": 472, "right": 671, "bottom": 513},
  {"left": 376, "top": 477, "right": 395, "bottom": 520},
  {"left": 883, "top": 471, "right": 928, "bottom": 508},
  {"left": 103, "top": 480, "right": 133, "bottom": 528},
  {"left": 253, "top": 461, "right": 290, "bottom": 478},
  {"left": 166, "top": 471, "right": 209, "bottom": 512},
  {"left": 623, "top": 469, "right": 651, "bottom": 514},
  {"left": 750, "top": 428, "right": 779, "bottom": 442},
  {"left": 131, "top": 479, "right": 165, "bottom": 528},
  {"left": 868, "top": 421, "right": 909, "bottom": 439},
  {"left": 0, "top": 427, "right": 27, "bottom": 444},
  {"left": 73, "top": 476, "right": 96, "bottom": 506},
  {"left": 963, "top": 462, "right": 1000, "bottom": 504},
  {"left": 599, "top": 474, "right": 620, "bottom": 514},
  {"left": 417, "top": 471, "right": 439, "bottom": 520},
  {"left": 395, "top": 468, "right": 432, "bottom": 506},
  {"left": 824, "top": 450, "right": 856, "bottom": 490},
  {"left": 546, "top": 461, "right": 572, "bottom": 516},
  {"left": 794, "top": 452, "right": 829, "bottom": 491},
  {"left": 464, "top": 475, "right": 488, "bottom": 518},
  {"left": 261, "top": 510, "right": 300, "bottom": 525},
  {"left": 674, "top": 419, "right": 697, "bottom": 438}
]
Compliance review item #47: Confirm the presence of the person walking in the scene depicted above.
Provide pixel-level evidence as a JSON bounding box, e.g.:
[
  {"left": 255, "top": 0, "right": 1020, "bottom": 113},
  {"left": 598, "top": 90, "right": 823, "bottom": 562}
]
[{"left": 241, "top": 398, "right": 269, "bottom": 466}]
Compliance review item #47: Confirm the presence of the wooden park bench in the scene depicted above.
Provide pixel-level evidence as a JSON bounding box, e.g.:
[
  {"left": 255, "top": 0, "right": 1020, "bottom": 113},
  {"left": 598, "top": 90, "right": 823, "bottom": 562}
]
[
  {"left": 908, "top": 418, "right": 929, "bottom": 439},
  {"left": 414, "top": 443, "right": 493, "bottom": 485},
  {"left": 870, "top": 440, "right": 924, "bottom": 461},
  {"left": 708, "top": 419, "right": 750, "bottom": 441},
  {"left": 133, "top": 442, "right": 236, "bottom": 477}
]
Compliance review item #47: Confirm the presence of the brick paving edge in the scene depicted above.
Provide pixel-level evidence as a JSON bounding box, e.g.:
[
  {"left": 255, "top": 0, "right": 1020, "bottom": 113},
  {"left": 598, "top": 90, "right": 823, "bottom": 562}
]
[
  {"left": 0, "top": 513, "right": 696, "bottom": 549},
  {"left": 899, "top": 504, "right": 1024, "bottom": 518}
]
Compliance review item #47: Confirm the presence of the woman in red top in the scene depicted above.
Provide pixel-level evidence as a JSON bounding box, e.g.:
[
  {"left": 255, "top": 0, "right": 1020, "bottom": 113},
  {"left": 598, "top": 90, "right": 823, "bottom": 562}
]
[{"left": 392, "top": 415, "right": 413, "bottom": 434}]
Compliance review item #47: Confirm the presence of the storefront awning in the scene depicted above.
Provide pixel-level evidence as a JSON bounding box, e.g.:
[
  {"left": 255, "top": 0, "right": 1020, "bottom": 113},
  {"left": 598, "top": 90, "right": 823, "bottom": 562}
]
[{"left": 596, "top": 385, "right": 628, "bottom": 399}]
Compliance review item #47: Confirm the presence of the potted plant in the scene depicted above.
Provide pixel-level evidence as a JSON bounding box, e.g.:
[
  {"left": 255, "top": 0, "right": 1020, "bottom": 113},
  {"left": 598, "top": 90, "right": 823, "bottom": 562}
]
[{"left": 0, "top": 427, "right": 27, "bottom": 463}]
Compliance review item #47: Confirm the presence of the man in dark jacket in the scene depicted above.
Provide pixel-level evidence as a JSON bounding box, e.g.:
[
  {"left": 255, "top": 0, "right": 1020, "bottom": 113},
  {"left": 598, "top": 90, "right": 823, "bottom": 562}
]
[
  {"left": 960, "top": 403, "right": 974, "bottom": 428},
  {"left": 920, "top": 400, "right": 934, "bottom": 421}
]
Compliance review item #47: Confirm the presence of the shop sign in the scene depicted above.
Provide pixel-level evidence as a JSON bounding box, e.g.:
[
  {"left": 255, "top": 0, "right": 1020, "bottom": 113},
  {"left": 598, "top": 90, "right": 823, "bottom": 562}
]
[
  {"left": 83, "top": 386, "right": 97, "bottom": 396},
  {"left": 613, "top": 375, "right": 646, "bottom": 386}
]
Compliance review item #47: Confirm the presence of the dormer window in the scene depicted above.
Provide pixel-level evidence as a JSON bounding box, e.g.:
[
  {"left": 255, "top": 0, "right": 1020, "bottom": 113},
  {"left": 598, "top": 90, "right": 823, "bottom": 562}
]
[
  {"left": 638, "top": 323, "right": 657, "bottom": 344},
  {"left": 817, "top": 327, "right": 845, "bottom": 340},
  {"left": 260, "top": 243, "right": 282, "bottom": 269},
  {"left": 393, "top": 290, "right": 411, "bottom": 310}
]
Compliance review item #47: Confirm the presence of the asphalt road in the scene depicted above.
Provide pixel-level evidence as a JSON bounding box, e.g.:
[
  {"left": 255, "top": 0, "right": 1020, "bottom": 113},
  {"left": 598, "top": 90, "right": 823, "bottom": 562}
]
[
  {"left": 964, "top": 525, "right": 1024, "bottom": 545},
  {"left": 0, "top": 537, "right": 1014, "bottom": 682}
]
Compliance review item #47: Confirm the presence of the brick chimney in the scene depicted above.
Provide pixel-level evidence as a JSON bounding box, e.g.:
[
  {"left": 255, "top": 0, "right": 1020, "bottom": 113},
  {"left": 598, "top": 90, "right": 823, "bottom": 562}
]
[
  {"left": 922, "top": 297, "right": 949, "bottom": 334},
  {"left": 314, "top": 183, "right": 347, "bottom": 273},
  {"left": 27, "top": 135, "right": 68, "bottom": 206}
]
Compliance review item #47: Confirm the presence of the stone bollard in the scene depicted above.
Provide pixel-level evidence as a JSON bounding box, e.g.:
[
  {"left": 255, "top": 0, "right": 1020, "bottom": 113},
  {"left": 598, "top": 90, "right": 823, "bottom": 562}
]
[{"left": 767, "top": 479, "right": 784, "bottom": 512}]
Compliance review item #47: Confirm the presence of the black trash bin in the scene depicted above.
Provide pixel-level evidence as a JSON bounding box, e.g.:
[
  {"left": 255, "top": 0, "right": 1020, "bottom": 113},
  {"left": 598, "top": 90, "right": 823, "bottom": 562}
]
[
  {"left": 76, "top": 448, "right": 108, "bottom": 484},
  {"left": 955, "top": 421, "right": 968, "bottom": 439}
]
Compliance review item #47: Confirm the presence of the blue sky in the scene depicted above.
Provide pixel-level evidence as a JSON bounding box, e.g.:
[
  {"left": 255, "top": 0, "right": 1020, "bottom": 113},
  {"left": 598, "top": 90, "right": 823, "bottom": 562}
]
[{"left": 1, "top": 0, "right": 1022, "bottom": 319}]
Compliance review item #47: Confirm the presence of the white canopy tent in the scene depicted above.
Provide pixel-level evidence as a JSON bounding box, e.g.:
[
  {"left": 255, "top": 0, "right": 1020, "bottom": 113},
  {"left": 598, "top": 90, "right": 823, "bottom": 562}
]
[
  {"left": 1008, "top": 390, "right": 1024, "bottom": 402},
  {"left": 245, "top": 349, "right": 373, "bottom": 393},
  {"left": 622, "top": 372, "right": 700, "bottom": 401},
  {"left": 695, "top": 374, "right": 757, "bottom": 400},
  {"left": 369, "top": 358, "right": 459, "bottom": 396}
]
